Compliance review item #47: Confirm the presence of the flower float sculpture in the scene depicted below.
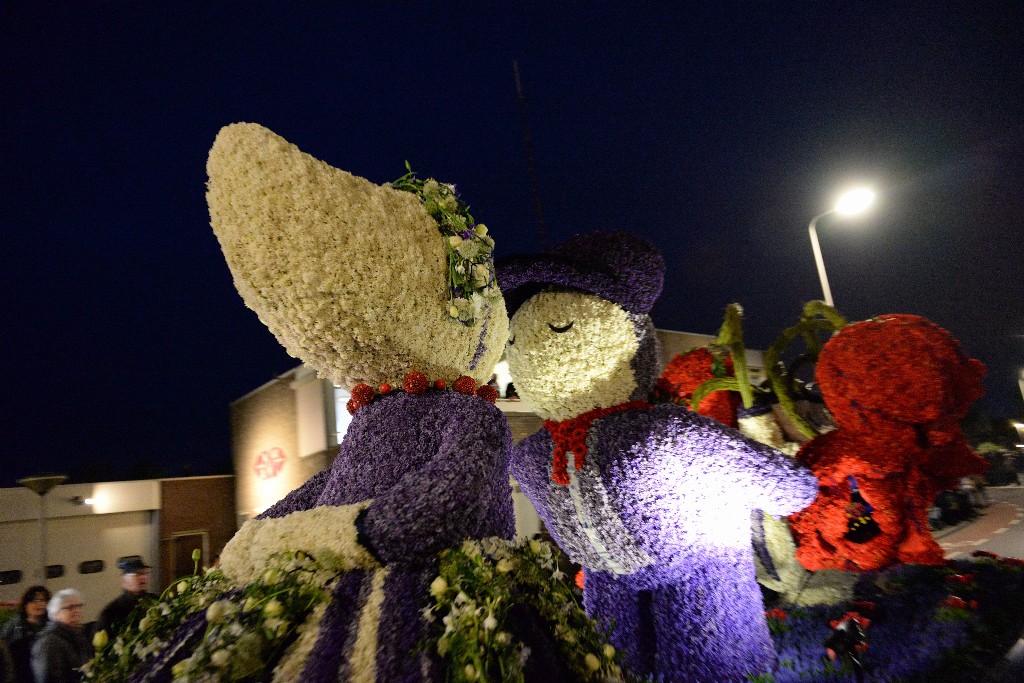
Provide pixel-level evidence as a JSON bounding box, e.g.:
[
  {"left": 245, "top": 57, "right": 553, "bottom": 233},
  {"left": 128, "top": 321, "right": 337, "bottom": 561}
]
[
  {"left": 789, "top": 314, "right": 988, "bottom": 571},
  {"left": 497, "top": 231, "right": 819, "bottom": 682},
  {"left": 132, "top": 123, "right": 516, "bottom": 682}
]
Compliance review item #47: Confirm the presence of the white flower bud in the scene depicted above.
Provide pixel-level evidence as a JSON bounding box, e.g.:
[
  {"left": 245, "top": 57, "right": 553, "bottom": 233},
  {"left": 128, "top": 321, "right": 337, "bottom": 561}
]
[
  {"left": 429, "top": 576, "right": 448, "bottom": 597},
  {"left": 210, "top": 649, "right": 230, "bottom": 667},
  {"left": 448, "top": 235, "right": 463, "bottom": 248},
  {"left": 263, "top": 598, "right": 283, "bottom": 618},
  {"left": 603, "top": 643, "right": 616, "bottom": 658},
  {"left": 585, "top": 653, "right": 601, "bottom": 671},
  {"left": 92, "top": 630, "right": 108, "bottom": 650},
  {"left": 483, "top": 614, "right": 498, "bottom": 630},
  {"left": 206, "top": 600, "right": 227, "bottom": 624}
]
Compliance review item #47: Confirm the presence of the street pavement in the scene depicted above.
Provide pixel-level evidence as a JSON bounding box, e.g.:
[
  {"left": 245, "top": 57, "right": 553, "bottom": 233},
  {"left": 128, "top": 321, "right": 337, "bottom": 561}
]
[{"left": 936, "top": 485, "right": 1024, "bottom": 682}]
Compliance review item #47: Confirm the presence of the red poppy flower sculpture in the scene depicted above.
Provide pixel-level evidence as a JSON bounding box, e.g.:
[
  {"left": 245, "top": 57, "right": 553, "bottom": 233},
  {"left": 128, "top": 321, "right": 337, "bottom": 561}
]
[{"left": 789, "top": 314, "right": 987, "bottom": 571}]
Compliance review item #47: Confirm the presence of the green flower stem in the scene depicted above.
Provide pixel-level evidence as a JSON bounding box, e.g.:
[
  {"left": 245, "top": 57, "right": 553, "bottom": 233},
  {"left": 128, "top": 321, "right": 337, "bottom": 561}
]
[
  {"left": 764, "top": 302, "right": 846, "bottom": 439},
  {"left": 690, "top": 377, "right": 744, "bottom": 412},
  {"left": 715, "top": 303, "right": 755, "bottom": 409}
]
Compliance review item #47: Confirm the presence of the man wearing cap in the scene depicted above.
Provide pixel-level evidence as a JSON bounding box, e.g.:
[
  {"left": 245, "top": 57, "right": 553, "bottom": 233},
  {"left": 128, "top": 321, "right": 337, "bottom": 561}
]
[{"left": 94, "top": 559, "right": 156, "bottom": 639}]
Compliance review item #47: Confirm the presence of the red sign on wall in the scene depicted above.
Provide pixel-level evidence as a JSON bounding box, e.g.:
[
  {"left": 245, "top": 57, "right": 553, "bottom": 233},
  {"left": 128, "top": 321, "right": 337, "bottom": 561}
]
[{"left": 253, "top": 447, "right": 286, "bottom": 479}]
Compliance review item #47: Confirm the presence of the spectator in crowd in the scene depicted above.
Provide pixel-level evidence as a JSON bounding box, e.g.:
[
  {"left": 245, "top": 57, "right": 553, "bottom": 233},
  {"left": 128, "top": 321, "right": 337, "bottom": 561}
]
[
  {"left": 0, "top": 585, "right": 50, "bottom": 683},
  {"left": 94, "top": 558, "right": 155, "bottom": 640},
  {"left": 30, "top": 590, "right": 89, "bottom": 683},
  {"left": 0, "top": 639, "right": 13, "bottom": 683}
]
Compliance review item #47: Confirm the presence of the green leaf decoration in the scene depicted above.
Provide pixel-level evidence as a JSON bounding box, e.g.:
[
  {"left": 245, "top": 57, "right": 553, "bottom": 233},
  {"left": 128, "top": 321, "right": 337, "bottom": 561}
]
[
  {"left": 764, "top": 301, "right": 847, "bottom": 438},
  {"left": 690, "top": 377, "right": 745, "bottom": 411}
]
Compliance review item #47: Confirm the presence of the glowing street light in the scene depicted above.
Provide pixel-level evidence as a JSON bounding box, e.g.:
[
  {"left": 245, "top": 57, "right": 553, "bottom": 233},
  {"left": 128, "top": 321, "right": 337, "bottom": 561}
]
[{"left": 807, "top": 187, "right": 876, "bottom": 307}]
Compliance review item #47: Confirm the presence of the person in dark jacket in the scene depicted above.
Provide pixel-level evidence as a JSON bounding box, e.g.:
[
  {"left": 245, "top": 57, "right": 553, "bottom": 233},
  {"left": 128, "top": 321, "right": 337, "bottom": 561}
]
[
  {"left": 30, "top": 590, "right": 89, "bottom": 683},
  {"left": 0, "top": 586, "right": 50, "bottom": 683},
  {"left": 93, "top": 558, "right": 155, "bottom": 640}
]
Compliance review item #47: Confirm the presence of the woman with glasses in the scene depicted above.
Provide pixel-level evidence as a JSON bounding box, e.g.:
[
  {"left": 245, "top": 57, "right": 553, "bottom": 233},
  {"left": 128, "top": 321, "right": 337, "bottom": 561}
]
[
  {"left": 29, "top": 590, "right": 88, "bottom": 683},
  {"left": 0, "top": 586, "right": 50, "bottom": 683}
]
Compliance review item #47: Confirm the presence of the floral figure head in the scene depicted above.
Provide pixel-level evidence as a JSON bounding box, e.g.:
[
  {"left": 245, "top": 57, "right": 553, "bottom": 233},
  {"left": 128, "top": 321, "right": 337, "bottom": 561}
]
[
  {"left": 496, "top": 231, "right": 664, "bottom": 420},
  {"left": 206, "top": 123, "right": 509, "bottom": 389},
  {"left": 816, "top": 314, "right": 985, "bottom": 438}
]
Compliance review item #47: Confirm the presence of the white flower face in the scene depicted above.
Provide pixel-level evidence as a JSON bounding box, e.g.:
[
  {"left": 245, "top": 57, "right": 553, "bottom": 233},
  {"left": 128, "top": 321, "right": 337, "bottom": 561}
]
[
  {"left": 506, "top": 291, "right": 639, "bottom": 420},
  {"left": 207, "top": 123, "right": 508, "bottom": 389}
]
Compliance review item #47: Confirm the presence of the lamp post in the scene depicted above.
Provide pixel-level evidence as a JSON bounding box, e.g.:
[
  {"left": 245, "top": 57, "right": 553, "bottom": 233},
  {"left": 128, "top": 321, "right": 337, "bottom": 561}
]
[
  {"left": 18, "top": 474, "right": 67, "bottom": 583},
  {"left": 807, "top": 188, "right": 876, "bottom": 307}
]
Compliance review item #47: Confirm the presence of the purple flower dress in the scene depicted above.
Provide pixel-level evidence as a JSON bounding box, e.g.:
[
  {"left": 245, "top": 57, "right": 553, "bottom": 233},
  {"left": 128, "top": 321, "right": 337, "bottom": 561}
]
[
  {"left": 511, "top": 403, "right": 818, "bottom": 682},
  {"left": 257, "top": 389, "right": 515, "bottom": 682}
]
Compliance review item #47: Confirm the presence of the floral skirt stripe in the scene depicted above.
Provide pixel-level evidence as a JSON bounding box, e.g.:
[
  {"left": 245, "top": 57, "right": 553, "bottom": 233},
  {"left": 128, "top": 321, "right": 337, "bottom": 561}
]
[
  {"left": 349, "top": 568, "right": 390, "bottom": 682},
  {"left": 301, "top": 570, "right": 372, "bottom": 682}
]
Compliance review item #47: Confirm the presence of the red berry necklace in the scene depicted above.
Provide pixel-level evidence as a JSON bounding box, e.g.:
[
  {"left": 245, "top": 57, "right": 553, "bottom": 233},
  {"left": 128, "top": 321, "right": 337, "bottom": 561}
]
[{"left": 346, "top": 371, "right": 499, "bottom": 414}]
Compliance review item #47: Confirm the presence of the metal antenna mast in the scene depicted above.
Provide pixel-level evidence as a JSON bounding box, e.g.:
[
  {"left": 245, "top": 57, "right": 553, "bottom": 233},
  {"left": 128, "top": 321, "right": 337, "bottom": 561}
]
[{"left": 513, "top": 60, "right": 548, "bottom": 250}]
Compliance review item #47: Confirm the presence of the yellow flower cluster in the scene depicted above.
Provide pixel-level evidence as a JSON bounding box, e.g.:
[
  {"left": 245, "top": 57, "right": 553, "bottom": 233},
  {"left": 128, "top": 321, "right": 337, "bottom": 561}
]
[{"left": 206, "top": 123, "right": 508, "bottom": 389}]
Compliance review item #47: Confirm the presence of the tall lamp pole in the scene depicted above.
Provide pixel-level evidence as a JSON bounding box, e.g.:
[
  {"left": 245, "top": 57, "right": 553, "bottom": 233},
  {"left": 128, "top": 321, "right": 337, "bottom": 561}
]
[
  {"left": 807, "top": 187, "right": 876, "bottom": 307},
  {"left": 18, "top": 474, "right": 67, "bottom": 584}
]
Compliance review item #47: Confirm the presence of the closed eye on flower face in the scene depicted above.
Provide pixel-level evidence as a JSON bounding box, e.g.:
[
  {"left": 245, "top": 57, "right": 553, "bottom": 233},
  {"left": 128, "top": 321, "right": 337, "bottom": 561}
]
[{"left": 548, "top": 321, "right": 574, "bottom": 333}]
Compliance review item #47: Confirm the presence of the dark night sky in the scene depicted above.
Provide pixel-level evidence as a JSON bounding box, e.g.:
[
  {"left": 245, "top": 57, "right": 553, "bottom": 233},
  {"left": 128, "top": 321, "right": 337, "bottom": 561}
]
[{"left": 2, "top": 4, "right": 1022, "bottom": 487}]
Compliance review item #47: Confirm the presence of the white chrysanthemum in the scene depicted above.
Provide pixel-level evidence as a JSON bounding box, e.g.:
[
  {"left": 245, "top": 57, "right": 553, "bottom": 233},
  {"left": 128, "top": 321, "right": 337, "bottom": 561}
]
[
  {"left": 219, "top": 502, "right": 377, "bottom": 585},
  {"left": 207, "top": 123, "right": 508, "bottom": 388},
  {"left": 506, "top": 291, "right": 640, "bottom": 420}
]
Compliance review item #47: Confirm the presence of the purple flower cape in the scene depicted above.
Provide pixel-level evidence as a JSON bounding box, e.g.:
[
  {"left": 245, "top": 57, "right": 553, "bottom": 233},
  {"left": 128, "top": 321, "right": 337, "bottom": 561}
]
[
  {"left": 261, "top": 390, "right": 516, "bottom": 682},
  {"left": 511, "top": 403, "right": 818, "bottom": 682}
]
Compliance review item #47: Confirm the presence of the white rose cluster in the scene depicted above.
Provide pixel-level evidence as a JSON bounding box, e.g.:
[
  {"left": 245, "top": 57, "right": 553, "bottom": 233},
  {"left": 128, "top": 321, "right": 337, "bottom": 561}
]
[{"left": 207, "top": 123, "right": 508, "bottom": 389}]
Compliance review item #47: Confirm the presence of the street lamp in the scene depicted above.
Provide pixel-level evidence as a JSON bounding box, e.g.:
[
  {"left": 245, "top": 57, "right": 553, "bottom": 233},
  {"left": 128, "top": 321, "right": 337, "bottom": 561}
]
[
  {"left": 18, "top": 474, "right": 67, "bottom": 584},
  {"left": 807, "top": 187, "right": 876, "bottom": 307}
]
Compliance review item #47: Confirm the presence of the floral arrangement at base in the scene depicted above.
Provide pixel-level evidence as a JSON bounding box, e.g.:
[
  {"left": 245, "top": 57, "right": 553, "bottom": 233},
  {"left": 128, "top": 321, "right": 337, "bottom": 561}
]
[
  {"left": 762, "top": 553, "right": 1024, "bottom": 682},
  {"left": 84, "top": 549, "right": 342, "bottom": 682},
  {"left": 424, "top": 537, "right": 621, "bottom": 682}
]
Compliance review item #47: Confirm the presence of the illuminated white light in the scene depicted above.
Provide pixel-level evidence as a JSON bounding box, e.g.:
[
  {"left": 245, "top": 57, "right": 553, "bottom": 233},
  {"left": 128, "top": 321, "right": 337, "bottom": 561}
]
[
  {"left": 83, "top": 497, "right": 95, "bottom": 505},
  {"left": 834, "top": 188, "right": 876, "bottom": 216}
]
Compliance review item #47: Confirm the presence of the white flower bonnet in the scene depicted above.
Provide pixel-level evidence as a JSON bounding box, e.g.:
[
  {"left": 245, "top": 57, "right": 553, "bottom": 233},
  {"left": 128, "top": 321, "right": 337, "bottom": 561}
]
[{"left": 207, "top": 123, "right": 509, "bottom": 388}]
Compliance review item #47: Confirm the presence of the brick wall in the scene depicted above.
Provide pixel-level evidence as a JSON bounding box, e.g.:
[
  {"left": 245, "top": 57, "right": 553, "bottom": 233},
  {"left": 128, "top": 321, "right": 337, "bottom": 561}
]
[
  {"left": 158, "top": 476, "right": 236, "bottom": 589},
  {"left": 231, "top": 374, "right": 334, "bottom": 521}
]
